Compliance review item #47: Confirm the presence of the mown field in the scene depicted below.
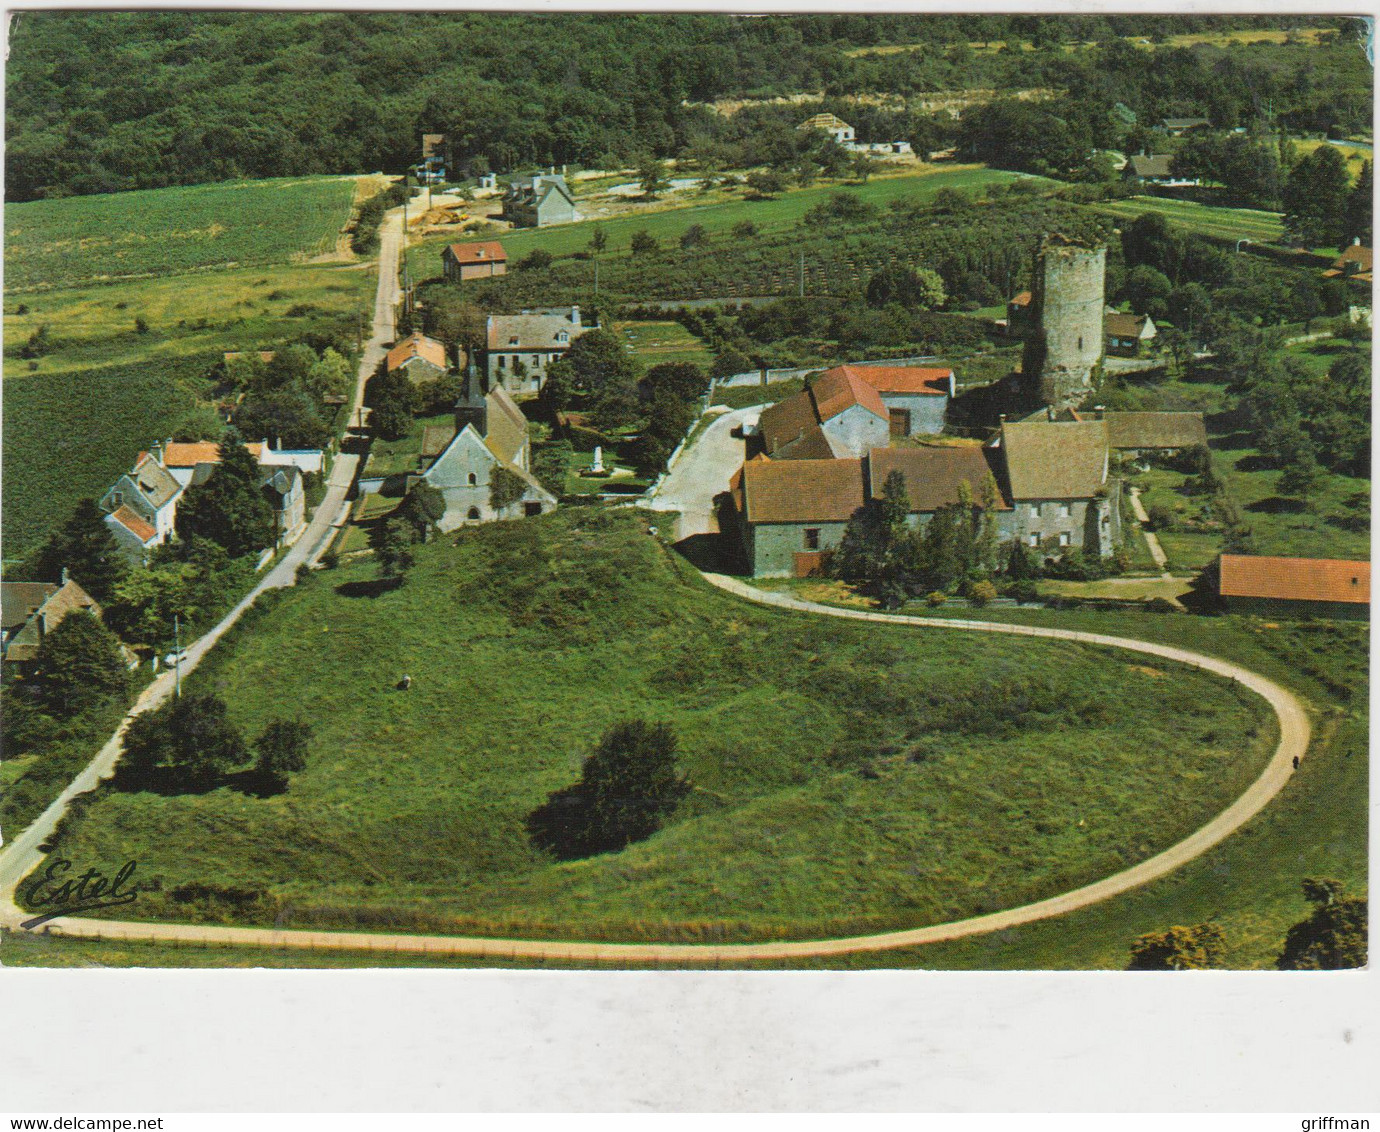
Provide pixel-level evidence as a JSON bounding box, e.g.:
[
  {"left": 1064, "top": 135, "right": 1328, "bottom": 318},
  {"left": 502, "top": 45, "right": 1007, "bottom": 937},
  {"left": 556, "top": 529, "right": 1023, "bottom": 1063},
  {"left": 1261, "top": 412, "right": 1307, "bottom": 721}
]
[
  {"left": 1089, "top": 195, "right": 1285, "bottom": 244},
  {"left": 4, "top": 177, "right": 360, "bottom": 290},
  {"left": 30, "top": 508, "right": 1276, "bottom": 945},
  {"left": 417, "top": 166, "right": 1045, "bottom": 267},
  {"left": 613, "top": 320, "right": 714, "bottom": 368}
]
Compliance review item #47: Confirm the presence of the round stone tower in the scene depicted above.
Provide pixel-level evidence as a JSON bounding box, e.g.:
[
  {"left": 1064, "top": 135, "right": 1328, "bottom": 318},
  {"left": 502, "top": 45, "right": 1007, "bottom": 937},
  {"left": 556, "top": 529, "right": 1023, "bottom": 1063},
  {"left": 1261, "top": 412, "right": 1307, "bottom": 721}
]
[{"left": 1022, "top": 235, "right": 1106, "bottom": 406}]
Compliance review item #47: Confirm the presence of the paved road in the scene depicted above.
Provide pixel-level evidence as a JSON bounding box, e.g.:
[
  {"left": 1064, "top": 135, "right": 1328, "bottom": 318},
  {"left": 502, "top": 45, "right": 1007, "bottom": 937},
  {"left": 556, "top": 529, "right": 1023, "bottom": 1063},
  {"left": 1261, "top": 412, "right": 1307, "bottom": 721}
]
[
  {"left": 0, "top": 569, "right": 1310, "bottom": 964},
  {"left": 1127, "top": 485, "right": 1173, "bottom": 578},
  {"left": 646, "top": 405, "right": 760, "bottom": 539},
  {"left": 0, "top": 197, "right": 407, "bottom": 912}
]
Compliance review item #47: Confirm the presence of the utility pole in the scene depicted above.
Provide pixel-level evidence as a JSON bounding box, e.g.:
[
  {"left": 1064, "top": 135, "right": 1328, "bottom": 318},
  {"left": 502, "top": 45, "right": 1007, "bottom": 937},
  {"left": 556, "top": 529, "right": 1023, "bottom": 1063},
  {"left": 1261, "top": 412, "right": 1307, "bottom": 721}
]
[
  {"left": 173, "top": 615, "right": 182, "bottom": 700},
  {"left": 594, "top": 258, "right": 599, "bottom": 298},
  {"left": 401, "top": 171, "right": 413, "bottom": 325},
  {"left": 798, "top": 250, "right": 805, "bottom": 298}
]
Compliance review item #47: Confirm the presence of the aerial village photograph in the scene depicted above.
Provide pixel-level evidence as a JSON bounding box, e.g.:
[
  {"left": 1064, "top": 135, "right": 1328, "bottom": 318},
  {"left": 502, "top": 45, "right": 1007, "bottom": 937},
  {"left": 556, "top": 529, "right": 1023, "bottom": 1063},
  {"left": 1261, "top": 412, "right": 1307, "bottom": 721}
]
[{"left": 0, "top": 9, "right": 1370, "bottom": 979}]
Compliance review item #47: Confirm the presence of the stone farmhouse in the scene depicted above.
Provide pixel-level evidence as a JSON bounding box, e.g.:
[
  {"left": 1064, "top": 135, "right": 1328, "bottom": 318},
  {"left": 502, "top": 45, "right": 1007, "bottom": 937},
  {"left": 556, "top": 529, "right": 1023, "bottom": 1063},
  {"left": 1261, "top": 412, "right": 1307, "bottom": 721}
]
[
  {"left": 0, "top": 574, "right": 127, "bottom": 668},
  {"left": 868, "top": 445, "right": 1011, "bottom": 531},
  {"left": 1104, "top": 312, "right": 1158, "bottom": 357},
  {"left": 419, "top": 369, "right": 557, "bottom": 530},
  {"left": 756, "top": 365, "right": 953, "bottom": 460},
  {"left": 501, "top": 172, "right": 578, "bottom": 228},
  {"left": 1218, "top": 554, "right": 1370, "bottom": 621},
  {"left": 992, "top": 419, "right": 1120, "bottom": 556},
  {"left": 442, "top": 240, "right": 507, "bottom": 283},
  {"left": 485, "top": 306, "right": 589, "bottom": 394},
  {"left": 100, "top": 453, "right": 182, "bottom": 562},
  {"left": 386, "top": 332, "right": 451, "bottom": 385}
]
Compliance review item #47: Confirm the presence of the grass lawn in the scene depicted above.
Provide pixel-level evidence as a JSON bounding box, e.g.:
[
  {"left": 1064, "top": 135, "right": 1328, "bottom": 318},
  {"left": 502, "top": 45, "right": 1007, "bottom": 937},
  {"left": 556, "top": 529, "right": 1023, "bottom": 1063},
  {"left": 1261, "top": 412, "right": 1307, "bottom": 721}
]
[
  {"left": 1039, "top": 577, "right": 1192, "bottom": 601},
  {"left": 413, "top": 167, "right": 1047, "bottom": 266},
  {"left": 613, "top": 319, "right": 714, "bottom": 369},
  {"left": 1088, "top": 196, "right": 1284, "bottom": 244},
  {"left": 713, "top": 378, "right": 805, "bottom": 410},
  {"left": 563, "top": 448, "right": 650, "bottom": 495},
  {"left": 4, "top": 176, "right": 361, "bottom": 290},
  {"left": 10, "top": 589, "right": 1364, "bottom": 972},
  {"left": 28, "top": 509, "right": 1276, "bottom": 949},
  {"left": 364, "top": 412, "right": 452, "bottom": 479}
]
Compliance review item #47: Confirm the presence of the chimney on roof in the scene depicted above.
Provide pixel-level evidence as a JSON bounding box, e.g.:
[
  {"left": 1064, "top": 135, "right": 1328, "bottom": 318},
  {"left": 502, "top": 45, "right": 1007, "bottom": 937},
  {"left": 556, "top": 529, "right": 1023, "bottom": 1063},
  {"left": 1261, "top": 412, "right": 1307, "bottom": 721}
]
[
  {"left": 61, "top": 566, "right": 69, "bottom": 586},
  {"left": 948, "top": 372, "right": 956, "bottom": 398},
  {"left": 570, "top": 305, "right": 581, "bottom": 327},
  {"left": 1047, "top": 406, "right": 1055, "bottom": 421},
  {"left": 1354, "top": 237, "right": 1362, "bottom": 246}
]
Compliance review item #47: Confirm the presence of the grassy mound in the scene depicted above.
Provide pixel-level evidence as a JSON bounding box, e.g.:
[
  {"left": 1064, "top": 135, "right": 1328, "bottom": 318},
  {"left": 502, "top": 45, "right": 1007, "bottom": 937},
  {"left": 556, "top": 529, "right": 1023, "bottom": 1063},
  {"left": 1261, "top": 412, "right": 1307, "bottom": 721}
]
[{"left": 35, "top": 509, "right": 1276, "bottom": 943}]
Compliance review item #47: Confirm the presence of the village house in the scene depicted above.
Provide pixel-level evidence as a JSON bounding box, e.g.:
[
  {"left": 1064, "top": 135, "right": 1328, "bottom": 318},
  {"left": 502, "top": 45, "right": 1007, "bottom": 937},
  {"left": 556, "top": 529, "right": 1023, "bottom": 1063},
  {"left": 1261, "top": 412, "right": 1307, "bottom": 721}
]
[
  {"left": 386, "top": 331, "right": 451, "bottom": 385},
  {"left": 500, "top": 171, "right": 578, "bottom": 227},
  {"left": 1026, "top": 407, "right": 1206, "bottom": 460},
  {"left": 0, "top": 574, "right": 125, "bottom": 668},
  {"left": 867, "top": 445, "right": 1013, "bottom": 533},
  {"left": 1104, "top": 311, "right": 1158, "bottom": 357},
  {"left": 442, "top": 240, "right": 508, "bottom": 283},
  {"left": 729, "top": 456, "right": 866, "bottom": 577},
  {"left": 990, "top": 419, "right": 1119, "bottom": 555},
  {"left": 834, "top": 364, "right": 954, "bottom": 438},
  {"left": 485, "top": 306, "right": 588, "bottom": 394},
  {"left": 756, "top": 368, "right": 890, "bottom": 459},
  {"left": 420, "top": 133, "right": 448, "bottom": 182},
  {"left": 419, "top": 369, "right": 557, "bottom": 530},
  {"left": 1160, "top": 117, "right": 1211, "bottom": 136},
  {"left": 1322, "top": 241, "right": 1372, "bottom": 287},
  {"left": 99, "top": 453, "right": 182, "bottom": 561},
  {"left": 1121, "top": 154, "right": 1182, "bottom": 186},
  {"left": 1218, "top": 554, "right": 1369, "bottom": 621},
  {"left": 797, "top": 112, "right": 855, "bottom": 146}
]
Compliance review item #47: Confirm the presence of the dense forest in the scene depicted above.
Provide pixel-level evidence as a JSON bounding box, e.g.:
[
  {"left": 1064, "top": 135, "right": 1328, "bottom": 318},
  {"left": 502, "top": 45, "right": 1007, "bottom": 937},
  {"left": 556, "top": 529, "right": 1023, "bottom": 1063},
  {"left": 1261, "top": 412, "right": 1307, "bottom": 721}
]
[{"left": 6, "top": 12, "right": 1368, "bottom": 201}]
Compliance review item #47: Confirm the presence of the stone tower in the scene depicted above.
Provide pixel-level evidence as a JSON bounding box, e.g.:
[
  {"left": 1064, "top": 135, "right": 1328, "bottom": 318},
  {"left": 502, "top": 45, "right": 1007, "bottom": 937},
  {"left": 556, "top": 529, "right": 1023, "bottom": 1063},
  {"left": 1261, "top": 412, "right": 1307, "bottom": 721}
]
[{"left": 1022, "top": 235, "right": 1106, "bottom": 407}]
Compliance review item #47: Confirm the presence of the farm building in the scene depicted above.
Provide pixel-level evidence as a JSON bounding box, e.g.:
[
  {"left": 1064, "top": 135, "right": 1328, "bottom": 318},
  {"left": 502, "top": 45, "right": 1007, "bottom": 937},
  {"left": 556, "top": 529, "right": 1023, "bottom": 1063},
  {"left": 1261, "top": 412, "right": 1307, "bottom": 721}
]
[
  {"left": 484, "top": 306, "right": 588, "bottom": 394},
  {"left": 386, "top": 332, "right": 450, "bottom": 385},
  {"left": 1218, "top": 554, "right": 1370, "bottom": 620},
  {"left": 729, "top": 456, "right": 865, "bottom": 577},
  {"left": 1100, "top": 411, "right": 1206, "bottom": 457},
  {"left": 442, "top": 240, "right": 507, "bottom": 283},
  {"left": 756, "top": 367, "right": 920, "bottom": 460},
  {"left": 828, "top": 364, "right": 954, "bottom": 438},
  {"left": 797, "top": 113, "right": 855, "bottom": 146},
  {"left": 420, "top": 369, "right": 556, "bottom": 530},
  {"left": 990, "top": 419, "right": 1119, "bottom": 556},
  {"left": 1104, "top": 312, "right": 1158, "bottom": 356},
  {"left": 501, "top": 172, "right": 578, "bottom": 227},
  {"left": 867, "top": 445, "right": 1012, "bottom": 532},
  {"left": 1, "top": 575, "right": 114, "bottom": 667}
]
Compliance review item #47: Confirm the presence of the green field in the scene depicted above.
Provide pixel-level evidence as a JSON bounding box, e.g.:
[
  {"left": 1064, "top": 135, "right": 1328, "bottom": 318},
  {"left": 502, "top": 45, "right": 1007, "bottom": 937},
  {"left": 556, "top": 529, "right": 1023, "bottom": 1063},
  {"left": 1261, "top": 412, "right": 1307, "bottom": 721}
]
[
  {"left": 29, "top": 508, "right": 1276, "bottom": 946},
  {"left": 1090, "top": 195, "right": 1285, "bottom": 244},
  {"left": 613, "top": 320, "right": 714, "bottom": 368},
  {"left": 5, "top": 177, "right": 360, "bottom": 290},
  {"left": 417, "top": 167, "right": 1046, "bottom": 268},
  {"left": 1, "top": 357, "right": 211, "bottom": 562}
]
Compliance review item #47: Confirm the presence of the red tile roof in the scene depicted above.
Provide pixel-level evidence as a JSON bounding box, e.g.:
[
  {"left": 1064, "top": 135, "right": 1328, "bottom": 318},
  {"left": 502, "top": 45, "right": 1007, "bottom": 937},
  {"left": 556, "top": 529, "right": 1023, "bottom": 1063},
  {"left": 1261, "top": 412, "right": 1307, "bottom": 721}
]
[
  {"left": 809, "top": 367, "right": 888, "bottom": 422},
  {"left": 446, "top": 240, "right": 507, "bottom": 265},
  {"left": 161, "top": 441, "right": 223, "bottom": 467},
  {"left": 1219, "top": 555, "right": 1370, "bottom": 606},
  {"left": 738, "top": 457, "right": 865, "bottom": 524},
  {"left": 823, "top": 364, "right": 952, "bottom": 396},
  {"left": 1333, "top": 244, "right": 1372, "bottom": 272},
  {"left": 1009, "top": 291, "right": 1032, "bottom": 307},
  {"left": 387, "top": 332, "right": 448, "bottom": 372},
  {"left": 109, "top": 505, "right": 157, "bottom": 543}
]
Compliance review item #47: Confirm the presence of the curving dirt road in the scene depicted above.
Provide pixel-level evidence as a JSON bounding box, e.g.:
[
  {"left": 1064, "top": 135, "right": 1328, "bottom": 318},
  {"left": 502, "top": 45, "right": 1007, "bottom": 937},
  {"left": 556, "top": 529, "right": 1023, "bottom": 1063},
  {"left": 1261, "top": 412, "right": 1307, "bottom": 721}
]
[{"left": 0, "top": 568, "right": 1310, "bottom": 964}]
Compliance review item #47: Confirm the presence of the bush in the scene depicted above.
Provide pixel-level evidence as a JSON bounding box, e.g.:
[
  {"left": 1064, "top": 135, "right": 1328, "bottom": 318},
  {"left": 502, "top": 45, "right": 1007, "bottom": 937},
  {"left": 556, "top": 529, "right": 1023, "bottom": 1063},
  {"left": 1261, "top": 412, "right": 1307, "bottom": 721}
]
[
  {"left": 925, "top": 591, "right": 947, "bottom": 607},
  {"left": 516, "top": 248, "right": 554, "bottom": 271}
]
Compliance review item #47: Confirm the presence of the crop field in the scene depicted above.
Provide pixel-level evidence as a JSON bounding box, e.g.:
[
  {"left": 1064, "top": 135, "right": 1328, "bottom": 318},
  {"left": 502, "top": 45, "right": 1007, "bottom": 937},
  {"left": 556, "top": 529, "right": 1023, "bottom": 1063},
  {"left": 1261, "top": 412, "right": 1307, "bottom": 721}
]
[
  {"left": 4, "top": 177, "right": 360, "bottom": 290},
  {"left": 1292, "top": 139, "right": 1372, "bottom": 183},
  {"left": 416, "top": 166, "right": 1045, "bottom": 268},
  {"left": 33, "top": 508, "right": 1277, "bottom": 946},
  {"left": 1089, "top": 196, "right": 1285, "bottom": 244},
  {"left": 1, "top": 357, "right": 211, "bottom": 561}
]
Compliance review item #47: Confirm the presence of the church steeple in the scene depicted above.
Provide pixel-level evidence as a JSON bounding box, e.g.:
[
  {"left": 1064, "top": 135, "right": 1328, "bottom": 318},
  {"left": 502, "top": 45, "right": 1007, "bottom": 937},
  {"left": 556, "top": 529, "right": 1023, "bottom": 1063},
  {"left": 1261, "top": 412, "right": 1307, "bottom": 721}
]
[{"left": 453, "top": 361, "right": 487, "bottom": 437}]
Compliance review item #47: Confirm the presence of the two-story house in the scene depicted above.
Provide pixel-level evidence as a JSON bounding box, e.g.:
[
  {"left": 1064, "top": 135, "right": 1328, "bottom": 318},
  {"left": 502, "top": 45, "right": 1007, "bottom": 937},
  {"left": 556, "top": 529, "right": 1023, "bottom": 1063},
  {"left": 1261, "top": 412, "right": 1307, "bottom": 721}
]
[
  {"left": 484, "top": 307, "right": 588, "bottom": 394},
  {"left": 991, "top": 419, "right": 1119, "bottom": 556},
  {"left": 500, "top": 172, "right": 578, "bottom": 228}
]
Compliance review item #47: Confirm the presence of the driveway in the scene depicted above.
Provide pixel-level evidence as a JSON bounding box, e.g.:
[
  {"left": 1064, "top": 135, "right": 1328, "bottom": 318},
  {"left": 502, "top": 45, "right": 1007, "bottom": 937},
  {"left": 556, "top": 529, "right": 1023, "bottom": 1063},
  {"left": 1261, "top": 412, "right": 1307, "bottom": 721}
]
[{"left": 647, "top": 405, "right": 760, "bottom": 539}]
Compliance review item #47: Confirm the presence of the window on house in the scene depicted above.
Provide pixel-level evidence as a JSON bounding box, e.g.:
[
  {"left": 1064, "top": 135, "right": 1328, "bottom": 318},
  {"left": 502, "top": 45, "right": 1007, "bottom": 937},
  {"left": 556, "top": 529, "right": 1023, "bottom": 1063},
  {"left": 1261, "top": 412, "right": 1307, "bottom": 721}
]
[
  {"left": 803, "top": 528, "right": 821, "bottom": 551},
  {"left": 468, "top": 473, "right": 477, "bottom": 485},
  {"left": 1059, "top": 532, "right": 1070, "bottom": 547},
  {"left": 509, "top": 336, "right": 519, "bottom": 346},
  {"left": 1028, "top": 534, "right": 1040, "bottom": 547},
  {"left": 467, "top": 507, "right": 481, "bottom": 520},
  {"left": 497, "top": 355, "right": 506, "bottom": 369},
  {"left": 111, "top": 491, "right": 123, "bottom": 507},
  {"left": 1078, "top": 336, "right": 1084, "bottom": 351},
  {"left": 556, "top": 332, "right": 568, "bottom": 343},
  {"left": 1059, "top": 503, "right": 1071, "bottom": 519},
  {"left": 524, "top": 502, "right": 543, "bottom": 517}
]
